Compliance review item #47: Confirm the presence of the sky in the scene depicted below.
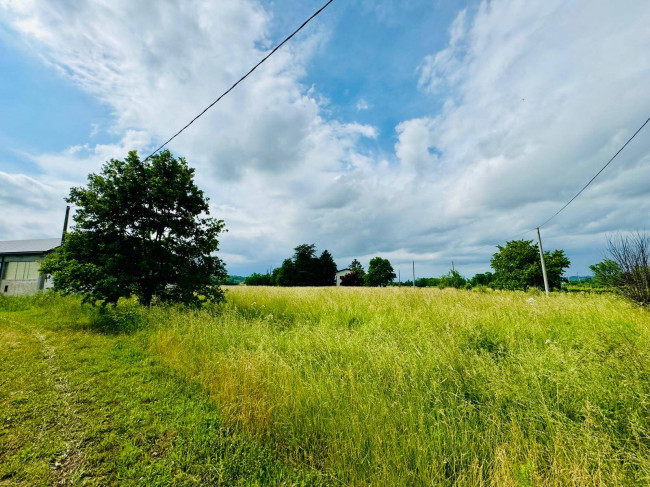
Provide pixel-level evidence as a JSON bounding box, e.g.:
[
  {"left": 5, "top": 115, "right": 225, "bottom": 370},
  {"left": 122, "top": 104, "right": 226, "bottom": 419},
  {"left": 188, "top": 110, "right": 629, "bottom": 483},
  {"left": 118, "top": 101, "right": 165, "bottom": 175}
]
[{"left": 1, "top": 0, "right": 649, "bottom": 279}]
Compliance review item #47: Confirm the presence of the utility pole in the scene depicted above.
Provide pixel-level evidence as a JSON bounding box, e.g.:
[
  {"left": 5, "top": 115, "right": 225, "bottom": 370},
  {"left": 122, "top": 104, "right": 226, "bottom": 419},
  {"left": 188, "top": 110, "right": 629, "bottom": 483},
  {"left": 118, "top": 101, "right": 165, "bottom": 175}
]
[
  {"left": 61, "top": 205, "right": 70, "bottom": 242},
  {"left": 452, "top": 261, "right": 455, "bottom": 272},
  {"left": 398, "top": 270, "right": 401, "bottom": 286},
  {"left": 412, "top": 261, "right": 415, "bottom": 288},
  {"left": 536, "top": 227, "right": 550, "bottom": 297}
]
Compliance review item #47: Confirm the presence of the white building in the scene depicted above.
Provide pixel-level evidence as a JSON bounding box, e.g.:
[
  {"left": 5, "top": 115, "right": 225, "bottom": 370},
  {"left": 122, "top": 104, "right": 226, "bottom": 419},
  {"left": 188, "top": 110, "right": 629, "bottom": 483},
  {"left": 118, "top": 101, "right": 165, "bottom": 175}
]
[
  {"left": 335, "top": 268, "right": 352, "bottom": 286},
  {"left": 0, "top": 238, "right": 61, "bottom": 295}
]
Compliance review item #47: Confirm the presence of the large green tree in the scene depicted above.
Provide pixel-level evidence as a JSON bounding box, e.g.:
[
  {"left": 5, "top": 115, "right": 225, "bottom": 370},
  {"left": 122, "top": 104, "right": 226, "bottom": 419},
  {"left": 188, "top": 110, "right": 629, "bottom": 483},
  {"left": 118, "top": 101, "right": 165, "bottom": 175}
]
[
  {"left": 490, "top": 239, "right": 570, "bottom": 290},
  {"left": 293, "top": 244, "right": 319, "bottom": 286},
  {"left": 318, "top": 250, "right": 338, "bottom": 286},
  {"left": 365, "top": 257, "right": 396, "bottom": 287},
  {"left": 275, "top": 244, "right": 338, "bottom": 286},
  {"left": 589, "top": 259, "right": 621, "bottom": 287},
  {"left": 275, "top": 258, "right": 296, "bottom": 286},
  {"left": 42, "top": 150, "right": 226, "bottom": 306}
]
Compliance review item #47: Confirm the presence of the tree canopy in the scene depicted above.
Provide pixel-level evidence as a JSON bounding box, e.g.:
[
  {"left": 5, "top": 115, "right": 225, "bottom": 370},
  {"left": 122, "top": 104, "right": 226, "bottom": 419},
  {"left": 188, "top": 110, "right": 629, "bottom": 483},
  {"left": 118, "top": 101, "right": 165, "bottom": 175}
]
[
  {"left": 490, "top": 239, "right": 570, "bottom": 290},
  {"left": 470, "top": 271, "right": 495, "bottom": 287},
  {"left": 244, "top": 273, "right": 273, "bottom": 286},
  {"left": 589, "top": 259, "right": 621, "bottom": 287},
  {"left": 365, "top": 257, "right": 396, "bottom": 287},
  {"left": 438, "top": 270, "right": 467, "bottom": 289},
  {"left": 42, "top": 150, "right": 226, "bottom": 306},
  {"left": 340, "top": 259, "right": 366, "bottom": 286},
  {"left": 274, "top": 244, "right": 338, "bottom": 286}
]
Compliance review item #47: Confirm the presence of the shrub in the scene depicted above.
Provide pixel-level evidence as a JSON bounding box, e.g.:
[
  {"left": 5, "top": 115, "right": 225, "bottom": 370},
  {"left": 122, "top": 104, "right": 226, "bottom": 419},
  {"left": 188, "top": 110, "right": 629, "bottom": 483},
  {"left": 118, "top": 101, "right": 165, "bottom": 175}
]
[
  {"left": 340, "top": 272, "right": 365, "bottom": 286},
  {"left": 245, "top": 273, "right": 273, "bottom": 286},
  {"left": 606, "top": 232, "right": 650, "bottom": 306}
]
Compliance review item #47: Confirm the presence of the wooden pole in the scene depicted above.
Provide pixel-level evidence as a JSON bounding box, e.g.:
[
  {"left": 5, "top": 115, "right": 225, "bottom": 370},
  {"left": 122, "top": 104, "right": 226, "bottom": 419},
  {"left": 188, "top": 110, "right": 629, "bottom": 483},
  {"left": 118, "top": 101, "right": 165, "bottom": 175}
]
[
  {"left": 536, "top": 227, "right": 550, "bottom": 297},
  {"left": 61, "top": 205, "right": 70, "bottom": 242},
  {"left": 412, "top": 261, "right": 415, "bottom": 287}
]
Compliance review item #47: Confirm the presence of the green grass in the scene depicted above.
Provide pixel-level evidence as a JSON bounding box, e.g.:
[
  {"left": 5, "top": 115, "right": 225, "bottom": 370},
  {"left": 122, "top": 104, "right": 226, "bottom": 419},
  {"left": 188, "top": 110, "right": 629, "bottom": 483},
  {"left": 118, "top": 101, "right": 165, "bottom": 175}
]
[
  {"left": 151, "top": 287, "right": 650, "bottom": 486},
  {"left": 2, "top": 288, "right": 650, "bottom": 486},
  {"left": 0, "top": 295, "right": 326, "bottom": 486}
]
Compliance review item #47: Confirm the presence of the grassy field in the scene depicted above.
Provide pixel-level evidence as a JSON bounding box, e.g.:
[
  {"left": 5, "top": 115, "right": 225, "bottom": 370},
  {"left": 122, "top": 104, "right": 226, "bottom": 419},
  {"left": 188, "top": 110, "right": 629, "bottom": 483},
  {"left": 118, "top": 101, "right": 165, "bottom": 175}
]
[
  {"left": 2, "top": 288, "right": 650, "bottom": 485},
  {"left": 0, "top": 295, "right": 324, "bottom": 486}
]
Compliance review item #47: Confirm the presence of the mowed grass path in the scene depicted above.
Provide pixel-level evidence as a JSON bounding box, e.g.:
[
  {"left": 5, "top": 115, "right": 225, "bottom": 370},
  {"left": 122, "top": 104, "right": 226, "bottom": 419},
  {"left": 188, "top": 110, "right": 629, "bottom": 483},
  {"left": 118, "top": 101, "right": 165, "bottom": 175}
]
[
  {"left": 153, "top": 287, "right": 650, "bottom": 486},
  {"left": 0, "top": 301, "right": 326, "bottom": 486}
]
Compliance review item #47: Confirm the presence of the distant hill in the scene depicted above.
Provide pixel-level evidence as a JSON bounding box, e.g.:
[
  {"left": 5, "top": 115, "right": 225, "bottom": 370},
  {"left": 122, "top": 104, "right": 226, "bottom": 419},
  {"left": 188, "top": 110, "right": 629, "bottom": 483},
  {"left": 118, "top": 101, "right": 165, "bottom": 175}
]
[
  {"left": 568, "top": 275, "right": 594, "bottom": 282},
  {"left": 222, "top": 275, "right": 245, "bottom": 285}
]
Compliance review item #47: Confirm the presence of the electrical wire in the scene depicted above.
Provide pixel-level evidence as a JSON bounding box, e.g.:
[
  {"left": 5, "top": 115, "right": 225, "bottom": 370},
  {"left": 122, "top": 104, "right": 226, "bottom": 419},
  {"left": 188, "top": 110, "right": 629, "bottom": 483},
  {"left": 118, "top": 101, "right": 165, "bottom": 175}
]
[
  {"left": 142, "top": 0, "right": 336, "bottom": 162},
  {"left": 538, "top": 115, "right": 650, "bottom": 228}
]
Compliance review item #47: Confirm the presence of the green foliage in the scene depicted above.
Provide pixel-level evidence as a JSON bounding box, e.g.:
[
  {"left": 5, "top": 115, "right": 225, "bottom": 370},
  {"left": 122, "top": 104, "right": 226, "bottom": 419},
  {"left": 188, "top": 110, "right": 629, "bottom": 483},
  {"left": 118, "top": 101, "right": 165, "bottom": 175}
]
[
  {"left": 221, "top": 275, "right": 245, "bottom": 285},
  {"left": 490, "top": 239, "right": 570, "bottom": 290},
  {"left": 340, "top": 259, "right": 366, "bottom": 286},
  {"left": 275, "top": 244, "right": 338, "bottom": 286},
  {"left": 415, "top": 277, "right": 440, "bottom": 287},
  {"left": 340, "top": 272, "right": 365, "bottom": 286},
  {"left": 349, "top": 259, "right": 364, "bottom": 274},
  {"left": 41, "top": 150, "right": 226, "bottom": 307},
  {"left": 365, "top": 257, "right": 396, "bottom": 286},
  {"left": 589, "top": 259, "right": 622, "bottom": 288},
  {"left": 470, "top": 271, "right": 495, "bottom": 287},
  {"left": 318, "top": 250, "right": 338, "bottom": 286},
  {"left": 293, "top": 244, "right": 320, "bottom": 286},
  {"left": 438, "top": 270, "right": 467, "bottom": 289},
  {"left": 275, "top": 258, "right": 295, "bottom": 287},
  {"left": 244, "top": 272, "right": 273, "bottom": 286}
]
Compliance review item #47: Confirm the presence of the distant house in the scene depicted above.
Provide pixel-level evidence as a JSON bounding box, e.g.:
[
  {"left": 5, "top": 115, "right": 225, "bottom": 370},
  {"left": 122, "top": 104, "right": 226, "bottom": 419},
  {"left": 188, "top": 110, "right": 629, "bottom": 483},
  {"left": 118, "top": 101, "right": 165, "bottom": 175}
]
[
  {"left": 335, "top": 268, "right": 352, "bottom": 286},
  {"left": 0, "top": 238, "right": 61, "bottom": 295}
]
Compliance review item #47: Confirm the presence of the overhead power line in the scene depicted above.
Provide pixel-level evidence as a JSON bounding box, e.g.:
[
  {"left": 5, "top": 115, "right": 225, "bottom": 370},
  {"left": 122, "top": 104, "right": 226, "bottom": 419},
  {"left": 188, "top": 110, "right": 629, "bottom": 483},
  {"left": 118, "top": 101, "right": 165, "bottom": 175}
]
[
  {"left": 538, "top": 115, "right": 650, "bottom": 228},
  {"left": 143, "top": 0, "right": 336, "bottom": 162}
]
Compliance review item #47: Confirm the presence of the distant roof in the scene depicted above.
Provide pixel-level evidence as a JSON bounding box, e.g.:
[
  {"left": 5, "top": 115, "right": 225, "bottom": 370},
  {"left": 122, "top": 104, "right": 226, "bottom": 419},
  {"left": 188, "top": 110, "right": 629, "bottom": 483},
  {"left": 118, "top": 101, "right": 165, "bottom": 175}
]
[
  {"left": 0, "top": 238, "right": 61, "bottom": 255},
  {"left": 336, "top": 268, "right": 352, "bottom": 273}
]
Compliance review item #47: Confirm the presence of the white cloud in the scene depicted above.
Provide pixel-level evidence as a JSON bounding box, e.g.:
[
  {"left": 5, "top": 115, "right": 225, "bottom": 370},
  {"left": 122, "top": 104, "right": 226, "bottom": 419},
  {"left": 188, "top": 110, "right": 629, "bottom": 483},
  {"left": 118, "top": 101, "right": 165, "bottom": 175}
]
[
  {"left": 1, "top": 0, "right": 650, "bottom": 278},
  {"left": 356, "top": 98, "right": 371, "bottom": 111},
  {"left": 0, "top": 171, "right": 69, "bottom": 239},
  {"left": 406, "top": 0, "right": 650, "bottom": 273}
]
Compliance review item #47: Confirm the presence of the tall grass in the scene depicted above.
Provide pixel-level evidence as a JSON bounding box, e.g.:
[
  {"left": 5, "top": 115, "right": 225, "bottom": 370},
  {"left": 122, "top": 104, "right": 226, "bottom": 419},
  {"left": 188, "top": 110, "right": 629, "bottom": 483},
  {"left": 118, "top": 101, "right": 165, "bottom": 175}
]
[{"left": 148, "top": 287, "right": 650, "bottom": 485}]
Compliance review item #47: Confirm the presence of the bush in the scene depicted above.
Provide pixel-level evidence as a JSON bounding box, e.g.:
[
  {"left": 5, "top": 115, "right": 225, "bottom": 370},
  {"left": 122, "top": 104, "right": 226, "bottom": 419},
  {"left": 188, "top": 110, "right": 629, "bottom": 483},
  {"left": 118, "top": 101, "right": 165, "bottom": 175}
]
[
  {"left": 490, "top": 240, "right": 570, "bottom": 290},
  {"left": 244, "top": 273, "right": 273, "bottom": 286},
  {"left": 606, "top": 232, "right": 650, "bottom": 306},
  {"left": 340, "top": 271, "right": 365, "bottom": 286},
  {"left": 438, "top": 270, "right": 467, "bottom": 289},
  {"left": 415, "top": 277, "right": 440, "bottom": 287}
]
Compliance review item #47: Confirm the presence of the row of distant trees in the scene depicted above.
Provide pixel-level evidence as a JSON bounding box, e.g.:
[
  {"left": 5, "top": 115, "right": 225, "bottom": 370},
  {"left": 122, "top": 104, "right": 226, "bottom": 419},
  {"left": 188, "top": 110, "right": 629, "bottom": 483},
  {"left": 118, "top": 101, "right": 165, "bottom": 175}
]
[
  {"left": 245, "top": 244, "right": 337, "bottom": 287},
  {"left": 242, "top": 239, "right": 571, "bottom": 290},
  {"left": 244, "top": 246, "right": 398, "bottom": 287},
  {"left": 340, "top": 257, "right": 396, "bottom": 287},
  {"left": 388, "top": 239, "right": 570, "bottom": 290}
]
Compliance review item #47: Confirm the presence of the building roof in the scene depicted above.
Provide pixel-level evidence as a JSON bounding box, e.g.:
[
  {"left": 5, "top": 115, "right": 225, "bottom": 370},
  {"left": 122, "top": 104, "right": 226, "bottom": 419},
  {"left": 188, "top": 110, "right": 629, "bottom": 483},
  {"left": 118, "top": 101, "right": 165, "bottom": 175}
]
[
  {"left": 336, "top": 268, "right": 352, "bottom": 273},
  {"left": 0, "top": 238, "right": 61, "bottom": 255}
]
